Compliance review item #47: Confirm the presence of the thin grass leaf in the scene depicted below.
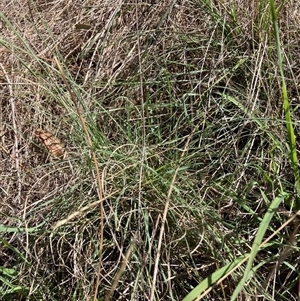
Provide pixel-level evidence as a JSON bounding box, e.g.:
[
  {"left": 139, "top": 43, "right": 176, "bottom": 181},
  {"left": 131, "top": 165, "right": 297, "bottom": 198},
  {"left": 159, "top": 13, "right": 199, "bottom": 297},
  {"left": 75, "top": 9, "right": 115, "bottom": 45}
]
[
  {"left": 270, "top": 0, "right": 300, "bottom": 207},
  {"left": 182, "top": 254, "right": 249, "bottom": 301},
  {"left": 0, "top": 225, "right": 43, "bottom": 233},
  {"left": 0, "top": 275, "right": 23, "bottom": 292},
  {"left": 230, "top": 192, "right": 288, "bottom": 301}
]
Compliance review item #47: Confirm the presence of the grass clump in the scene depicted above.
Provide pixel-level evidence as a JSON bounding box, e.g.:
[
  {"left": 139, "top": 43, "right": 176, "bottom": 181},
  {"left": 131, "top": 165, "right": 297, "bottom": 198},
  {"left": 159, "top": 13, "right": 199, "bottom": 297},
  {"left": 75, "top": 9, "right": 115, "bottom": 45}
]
[{"left": 1, "top": 0, "right": 300, "bottom": 300}]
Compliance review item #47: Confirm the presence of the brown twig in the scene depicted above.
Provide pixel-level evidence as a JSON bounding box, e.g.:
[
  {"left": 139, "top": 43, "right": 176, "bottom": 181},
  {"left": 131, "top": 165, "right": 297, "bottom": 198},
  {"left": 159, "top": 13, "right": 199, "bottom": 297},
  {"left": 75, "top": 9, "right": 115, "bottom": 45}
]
[
  {"left": 135, "top": 0, "right": 146, "bottom": 256},
  {"left": 104, "top": 243, "right": 134, "bottom": 301},
  {"left": 54, "top": 56, "right": 105, "bottom": 300},
  {"left": 52, "top": 190, "right": 119, "bottom": 231}
]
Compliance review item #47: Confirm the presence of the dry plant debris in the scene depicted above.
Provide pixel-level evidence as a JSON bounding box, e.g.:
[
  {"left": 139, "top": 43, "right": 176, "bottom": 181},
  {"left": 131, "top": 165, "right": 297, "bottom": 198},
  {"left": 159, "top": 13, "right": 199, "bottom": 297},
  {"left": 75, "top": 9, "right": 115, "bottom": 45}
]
[{"left": 34, "top": 128, "right": 66, "bottom": 158}]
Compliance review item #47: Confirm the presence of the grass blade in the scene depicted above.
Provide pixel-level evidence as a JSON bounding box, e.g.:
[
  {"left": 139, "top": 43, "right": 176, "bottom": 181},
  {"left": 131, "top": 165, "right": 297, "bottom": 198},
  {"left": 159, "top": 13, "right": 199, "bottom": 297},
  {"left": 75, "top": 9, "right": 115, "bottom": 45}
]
[
  {"left": 230, "top": 192, "right": 287, "bottom": 300},
  {"left": 270, "top": 0, "right": 300, "bottom": 207},
  {"left": 182, "top": 254, "right": 249, "bottom": 301}
]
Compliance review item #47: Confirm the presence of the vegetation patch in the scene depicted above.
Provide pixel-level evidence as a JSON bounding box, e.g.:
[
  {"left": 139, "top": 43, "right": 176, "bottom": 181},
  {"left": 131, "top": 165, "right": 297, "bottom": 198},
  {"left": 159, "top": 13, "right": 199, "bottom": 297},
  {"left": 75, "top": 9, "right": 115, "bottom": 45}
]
[{"left": 1, "top": 0, "right": 300, "bottom": 300}]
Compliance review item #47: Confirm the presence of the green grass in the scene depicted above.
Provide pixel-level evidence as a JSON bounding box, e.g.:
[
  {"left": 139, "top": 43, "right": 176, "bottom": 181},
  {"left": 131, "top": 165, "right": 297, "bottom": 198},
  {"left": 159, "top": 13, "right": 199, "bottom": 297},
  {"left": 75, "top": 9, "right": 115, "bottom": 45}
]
[{"left": 0, "top": 0, "right": 300, "bottom": 300}]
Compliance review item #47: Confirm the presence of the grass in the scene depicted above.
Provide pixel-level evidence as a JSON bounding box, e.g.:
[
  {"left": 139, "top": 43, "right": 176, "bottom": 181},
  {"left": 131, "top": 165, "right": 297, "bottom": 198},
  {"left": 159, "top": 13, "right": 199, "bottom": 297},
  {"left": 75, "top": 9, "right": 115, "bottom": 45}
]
[{"left": 1, "top": 0, "right": 300, "bottom": 300}]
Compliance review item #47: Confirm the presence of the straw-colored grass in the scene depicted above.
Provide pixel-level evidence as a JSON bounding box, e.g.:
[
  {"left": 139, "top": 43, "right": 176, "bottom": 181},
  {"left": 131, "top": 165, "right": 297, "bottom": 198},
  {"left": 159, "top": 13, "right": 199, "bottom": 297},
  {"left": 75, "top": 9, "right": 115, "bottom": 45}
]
[{"left": 1, "top": 1, "right": 300, "bottom": 300}]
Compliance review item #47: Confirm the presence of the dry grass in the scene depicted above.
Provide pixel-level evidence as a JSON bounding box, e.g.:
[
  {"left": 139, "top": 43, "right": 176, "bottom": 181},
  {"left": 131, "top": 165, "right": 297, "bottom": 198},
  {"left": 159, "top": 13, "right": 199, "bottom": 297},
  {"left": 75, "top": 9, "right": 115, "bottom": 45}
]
[{"left": 1, "top": 0, "right": 300, "bottom": 300}]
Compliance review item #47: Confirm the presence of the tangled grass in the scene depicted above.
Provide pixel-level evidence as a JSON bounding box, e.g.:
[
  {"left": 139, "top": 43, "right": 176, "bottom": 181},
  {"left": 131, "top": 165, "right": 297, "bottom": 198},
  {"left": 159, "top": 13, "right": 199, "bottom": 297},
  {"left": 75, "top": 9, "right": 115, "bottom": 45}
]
[{"left": 1, "top": 0, "right": 300, "bottom": 300}]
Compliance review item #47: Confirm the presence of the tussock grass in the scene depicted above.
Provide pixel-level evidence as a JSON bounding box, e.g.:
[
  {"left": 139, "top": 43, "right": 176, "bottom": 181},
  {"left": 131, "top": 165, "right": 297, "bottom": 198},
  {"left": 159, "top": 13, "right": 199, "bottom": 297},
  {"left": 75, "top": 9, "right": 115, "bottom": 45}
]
[{"left": 1, "top": 0, "right": 300, "bottom": 300}]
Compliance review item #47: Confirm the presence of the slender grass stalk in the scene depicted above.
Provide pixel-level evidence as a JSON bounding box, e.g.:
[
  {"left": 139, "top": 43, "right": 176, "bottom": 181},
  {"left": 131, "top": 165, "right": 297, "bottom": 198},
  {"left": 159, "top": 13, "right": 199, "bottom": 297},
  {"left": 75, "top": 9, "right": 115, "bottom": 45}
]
[{"left": 270, "top": 0, "right": 300, "bottom": 209}]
